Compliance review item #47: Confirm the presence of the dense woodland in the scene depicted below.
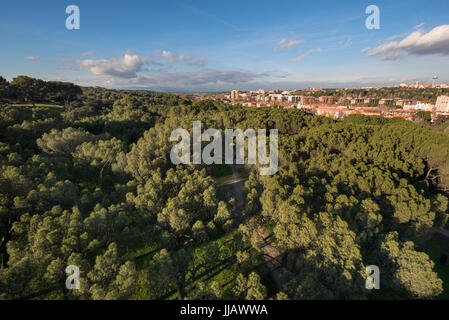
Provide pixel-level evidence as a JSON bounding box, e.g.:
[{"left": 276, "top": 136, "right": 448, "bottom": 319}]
[{"left": 1, "top": 76, "right": 449, "bottom": 300}]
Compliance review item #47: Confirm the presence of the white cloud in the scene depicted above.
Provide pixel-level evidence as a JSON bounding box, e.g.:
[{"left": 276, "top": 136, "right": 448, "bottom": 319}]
[
  {"left": 25, "top": 56, "right": 40, "bottom": 61},
  {"left": 274, "top": 38, "right": 304, "bottom": 51},
  {"left": 105, "top": 69, "right": 271, "bottom": 91},
  {"left": 159, "top": 50, "right": 205, "bottom": 68},
  {"left": 291, "top": 48, "right": 321, "bottom": 63},
  {"left": 414, "top": 22, "right": 425, "bottom": 30},
  {"left": 385, "top": 34, "right": 403, "bottom": 42},
  {"left": 136, "top": 69, "right": 269, "bottom": 86},
  {"left": 64, "top": 51, "right": 269, "bottom": 90},
  {"left": 381, "top": 52, "right": 404, "bottom": 61},
  {"left": 55, "top": 72, "right": 444, "bottom": 92},
  {"left": 74, "top": 53, "right": 149, "bottom": 78},
  {"left": 291, "top": 53, "right": 310, "bottom": 63},
  {"left": 365, "top": 24, "right": 449, "bottom": 60},
  {"left": 65, "top": 50, "right": 206, "bottom": 82}
]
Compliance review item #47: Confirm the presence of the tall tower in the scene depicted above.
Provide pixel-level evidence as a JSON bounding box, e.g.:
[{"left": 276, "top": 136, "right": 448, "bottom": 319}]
[{"left": 432, "top": 76, "right": 439, "bottom": 88}]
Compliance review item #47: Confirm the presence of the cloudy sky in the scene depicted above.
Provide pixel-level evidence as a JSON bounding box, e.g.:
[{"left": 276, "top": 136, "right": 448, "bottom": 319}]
[{"left": 1, "top": 0, "right": 449, "bottom": 91}]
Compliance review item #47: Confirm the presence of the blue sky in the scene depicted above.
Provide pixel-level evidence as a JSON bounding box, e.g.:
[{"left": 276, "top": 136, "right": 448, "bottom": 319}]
[{"left": 1, "top": 0, "right": 449, "bottom": 91}]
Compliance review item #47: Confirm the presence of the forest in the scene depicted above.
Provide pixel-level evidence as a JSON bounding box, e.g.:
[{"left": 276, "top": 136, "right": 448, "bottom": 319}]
[{"left": 1, "top": 75, "right": 449, "bottom": 300}]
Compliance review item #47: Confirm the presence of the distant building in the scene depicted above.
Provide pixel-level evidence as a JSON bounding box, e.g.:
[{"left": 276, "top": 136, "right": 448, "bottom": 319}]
[
  {"left": 269, "top": 94, "right": 284, "bottom": 102},
  {"left": 350, "top": 98, "right": 364, "bottom": 105},
  {"left": 231, "top": 90, "right": 239, "bottom": 100},
  {"left": 287, "top": 95, "right": 301, "bottom": 103},
  {"left": 363, "top": 98, "right": 379, "bottom": 104},
  {"left": 239, "top": 93, "right": 250, "bottom": 101},
  {"left": 338, "top": 97, "right": 351, "bottom": 105},
  {"left": 396, "top": 99, "right": 413, "bottom": 107},
  {"left": 379, "top": 99, "right": 395, "bottom": 105},
  {"left": 403, "top": 103, "right": 433, "bottom": 111},
  {"left": 436, "top": 96, "right": 449, "bottom": 113},
  {"left": 301, "top": 96, "right": 316, "bottom": 104},
  {"left": 318, "top": 96, "right": 336, "bottom": 104},
  {"left": 400, "top": 82, "right": 449, "bottom": 89}
]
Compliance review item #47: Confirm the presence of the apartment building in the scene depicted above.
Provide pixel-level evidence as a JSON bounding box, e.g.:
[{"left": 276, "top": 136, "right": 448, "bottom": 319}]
[
  {"left": 350, "top": 98, "right": 364, "bottom": 104},
  {"left": 436, "top": 96, "right": 449, "bottom": 113},
  {"left": 318, "top": 96, "right": 336, "bottom": 104},
  {"left": 396, "top": 99, "right": 413, "bottom": 107},
  {"left": 287, "top": 95, "right": 301, "bottom": 103},
  {"left": 301, "top": 96, "right": 317, "bottom": 105},
  {"left": 403, "top": 103, "right": 433, "bottom": 111},
  {"left": 379, "top": 99, "right": 395, "bottom": 105},
  {"left": 363, "top": 98, "right": 379, "bottom": 104},
  {"left": 338, "top": 97, "right": 351, "bottom": 105},
  {"left": 231, "top": 90, "right": 239, "bottom": 100}
]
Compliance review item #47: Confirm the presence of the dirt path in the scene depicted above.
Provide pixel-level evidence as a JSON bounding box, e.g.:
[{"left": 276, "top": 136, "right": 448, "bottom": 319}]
[
  {"left": 226, "top": 165, "right": 284, "bottom": 292},
  {"left": 257, "top": 226, "right": 284, "bottom": 291},
  {"left": 230, "top": 165, "right": 244, "bottom": 204}
]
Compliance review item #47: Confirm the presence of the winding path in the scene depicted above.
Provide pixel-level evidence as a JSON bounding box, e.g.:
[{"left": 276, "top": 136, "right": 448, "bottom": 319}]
[{"left": 226, "top": 165, "right": 284, "bottom": 291}]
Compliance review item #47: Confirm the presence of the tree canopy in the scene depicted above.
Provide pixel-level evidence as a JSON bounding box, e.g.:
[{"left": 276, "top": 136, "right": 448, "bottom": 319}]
[{"left": 0, "top": 76, "right": 448, "bottom": 300}]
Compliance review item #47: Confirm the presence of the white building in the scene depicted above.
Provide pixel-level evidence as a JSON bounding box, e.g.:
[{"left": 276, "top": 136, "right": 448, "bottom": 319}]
[
  {"left": 269, "top": 94, "right": 284, "bottom": 102},
  {"left": 403, "top": 103, "right": 433, "bottom": 111},
  {"left": 436, "top": 96, "right": 449, "bottom": 113},
  {"left": 287, "top": 95, "right": 301, "bottom": 103}
]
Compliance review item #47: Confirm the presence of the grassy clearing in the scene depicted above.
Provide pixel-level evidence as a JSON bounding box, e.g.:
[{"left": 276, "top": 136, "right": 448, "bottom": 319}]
[
  {"left": 261, "top": 222, "right": 275, "bottom": 235},
  {"left": 214, "top": 164, "right": 232, "bottom": 178}
]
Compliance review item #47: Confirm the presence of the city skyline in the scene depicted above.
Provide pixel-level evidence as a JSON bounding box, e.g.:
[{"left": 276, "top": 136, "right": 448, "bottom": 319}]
[{"left": 1, "top": 0, "right": 449, "bottom": 91}]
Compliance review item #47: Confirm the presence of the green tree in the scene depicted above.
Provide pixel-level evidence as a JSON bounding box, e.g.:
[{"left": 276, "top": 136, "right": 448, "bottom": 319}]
[
  {"left": 45, "top": 81, "right": 82, "bottom": 106},
  {"left": 0, "top": 76, "right": 10, "bottom": 102},
  {"left": 232, "top": 272, "right": 267, "bottom": 300},
  {"left": 10, "top": 76, "right": 46, "bottom": 106},
  {"left": 378, "top": 232, "right": 443, "bottom": 299},
  {"left": 37, "top": 127, "right": 94, "bottom": 156}
]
